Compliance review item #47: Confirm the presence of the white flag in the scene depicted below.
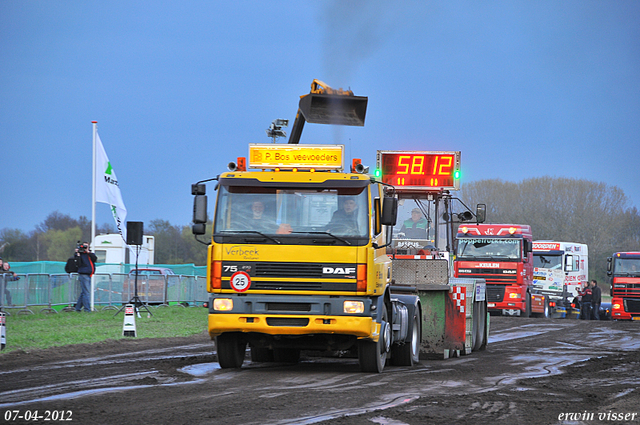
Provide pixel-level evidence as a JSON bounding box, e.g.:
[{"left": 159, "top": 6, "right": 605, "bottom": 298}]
[{"left": 95, "top": 132, "right": 128, "bottom": 241}]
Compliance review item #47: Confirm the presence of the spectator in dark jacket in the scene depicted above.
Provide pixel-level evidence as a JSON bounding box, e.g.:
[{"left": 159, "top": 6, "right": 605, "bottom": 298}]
[
  {"left": 74, "top": 243, "right": 97, "bottom": 312},
  {"left": 591, "top": 279, "right": 602, "bottom": 320},
  {"left": 578, "top": 281, "right": 593, "bottom": 320},
  {"left": 0, "top": 258, "right": 18, "bottom": 307}
]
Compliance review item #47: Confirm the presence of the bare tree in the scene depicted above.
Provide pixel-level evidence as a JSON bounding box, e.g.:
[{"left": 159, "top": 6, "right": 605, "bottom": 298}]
[{"left": 460, "top": 177, "right": 640, "bottom": 284}]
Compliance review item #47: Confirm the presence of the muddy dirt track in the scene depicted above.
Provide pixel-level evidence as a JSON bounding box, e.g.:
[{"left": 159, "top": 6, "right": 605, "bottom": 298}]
[{"left": 2, "top": 316, "right": 640, "bottom": 425}]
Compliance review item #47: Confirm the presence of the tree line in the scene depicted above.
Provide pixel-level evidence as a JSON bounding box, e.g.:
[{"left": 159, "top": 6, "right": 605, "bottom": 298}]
[
  {"left": 0, "top": 212, "right": 208, "bottom": 265},
  {"left": 459, "top": 177, "right": 640, "bottom": 284},
  {"left": 2, "top": 177, "right": 638, "bottom": 280}
]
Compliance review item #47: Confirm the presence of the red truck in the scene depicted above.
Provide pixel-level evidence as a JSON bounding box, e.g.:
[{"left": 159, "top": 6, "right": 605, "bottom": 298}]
[
  {"left": 607, "top": 252, "right": 640, "bottom": 320},
  {"left": 454, "top": 224, "right": 544, "bottom": 317}
]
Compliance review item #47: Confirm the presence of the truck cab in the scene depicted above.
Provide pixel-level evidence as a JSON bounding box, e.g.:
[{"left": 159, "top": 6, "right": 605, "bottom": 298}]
[
  {"left": 607, "top": 252, "right": 640, "bottom": 320},
  {"left": 454, "top": 224, "right": 534, "bottom": 316},
  {"left": 192, "top": 143, "right": 423, "bottom": 372},
  {"left": 532, "top": 241, "right": 588, "bottom": 318}
]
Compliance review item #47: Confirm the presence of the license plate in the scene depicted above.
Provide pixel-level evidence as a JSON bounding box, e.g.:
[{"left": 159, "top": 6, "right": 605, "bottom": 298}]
[
  {"left": 488, "top": 303, "right": 496, "bottom": 308},
  {"left": 632, "top": 316, "right": 640, "bottom": 321}
]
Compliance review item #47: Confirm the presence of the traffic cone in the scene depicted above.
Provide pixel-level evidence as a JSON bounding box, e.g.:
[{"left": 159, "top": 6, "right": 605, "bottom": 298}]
[
  {"left": 122, "top": 304, "right": 137, "bottom": 337},
  {"left": 1, "top": 312, "right": 6, "bottom": 350}
]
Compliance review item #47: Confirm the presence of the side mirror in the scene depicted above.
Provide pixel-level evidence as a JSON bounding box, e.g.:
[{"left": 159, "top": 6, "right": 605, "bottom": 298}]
[
  {"left": 476, "top": 204, "right": 486, "bottom": 223},
  {"left": 191, "top": 183, "right": 206, "bottom": 196},
  {"left": 192, "top": 223, "right": 207, "bottom": 235},
  {"left": 192, "top": 195, "right": 208, "bottom": 235},
  {"left": 606, "top": 257, "right": 612, "bottom": 275},
  {"left": 523, "top": 239, "right": 532, "bottom": 255},
  {"left": 381, "top": 197, "right": 398, "bottom": 226}
]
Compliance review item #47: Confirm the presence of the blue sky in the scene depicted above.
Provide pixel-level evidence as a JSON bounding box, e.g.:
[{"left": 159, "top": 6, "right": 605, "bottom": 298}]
[{"left": 2, "top": 1, "right": 639, "bottom": 233}]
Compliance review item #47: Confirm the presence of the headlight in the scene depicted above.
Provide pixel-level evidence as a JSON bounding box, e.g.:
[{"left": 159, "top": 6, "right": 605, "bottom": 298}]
[
  {"left": 213, "top": 298, "right": 233, "bottom": 311},
  {"left": 509, "top": 292, "right": 522, "bottom": 299},
  {"left": 343, "top": 301, "right": 364, "bottom": 314}
]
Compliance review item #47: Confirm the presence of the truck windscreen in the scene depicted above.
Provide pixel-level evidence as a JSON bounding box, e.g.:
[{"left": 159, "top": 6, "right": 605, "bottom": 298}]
[
  {"left": 456, "top": 238, "right": 521, "bottom": 260},
  {"left": 533, "top": 254, "right": 562, "bottom": 269},
  {"left": 213, "top": 185, "right": 369, "bottom": 238},
  {"left": 614, "top": 258, "right": 640, "bottom": 275}
]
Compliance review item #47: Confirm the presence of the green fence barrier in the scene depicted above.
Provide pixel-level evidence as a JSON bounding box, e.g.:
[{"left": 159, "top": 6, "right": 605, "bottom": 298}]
[{"left": 1, "top": 262, "right": 208, "bottom": 314}]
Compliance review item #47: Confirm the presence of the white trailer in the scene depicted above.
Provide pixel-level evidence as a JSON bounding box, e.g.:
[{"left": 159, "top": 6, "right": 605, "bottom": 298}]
[
  {"left": 93, "top": 233, "right": 155, "bottom": 274},
  {"left": 532, "top": 241, "right": 588, "bottom": 318}
]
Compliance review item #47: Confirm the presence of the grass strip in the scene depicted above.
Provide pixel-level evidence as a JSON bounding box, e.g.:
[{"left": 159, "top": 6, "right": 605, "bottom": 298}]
[{"left": 0, "top": 306, "right": 208, "bottom": 354}]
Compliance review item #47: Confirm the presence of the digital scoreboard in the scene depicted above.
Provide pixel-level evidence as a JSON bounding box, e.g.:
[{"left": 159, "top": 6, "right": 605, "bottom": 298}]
[{"left": 376, "top": 150, "right": 461, "bottom": 191}]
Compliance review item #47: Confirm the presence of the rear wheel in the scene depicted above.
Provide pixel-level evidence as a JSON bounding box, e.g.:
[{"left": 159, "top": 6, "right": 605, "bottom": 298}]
[
  {"left": 542, "top": 298, "right": 550, "bottom": 318},
  {"left": 390, "top": 309, "right": 420, "bottom": 366},
  {"left": 216, "top": 333, "right": 246, "bottom": 368},
  {"left": 359, "top": 305, "right": 390, "bottom": 373},
  {"left": 472, "top": 301, "right": 487, "bottom": 351}
]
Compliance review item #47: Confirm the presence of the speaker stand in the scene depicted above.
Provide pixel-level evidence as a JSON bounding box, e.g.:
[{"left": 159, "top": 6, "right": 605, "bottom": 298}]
[{"left": 114, "top": 244, "right": 153, "bottom": 317}]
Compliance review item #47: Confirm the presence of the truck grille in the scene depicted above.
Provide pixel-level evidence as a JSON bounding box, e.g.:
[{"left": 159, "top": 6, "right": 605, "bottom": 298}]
[
  {"left": 459, "top": 273, "right": 517, "bottom": 284},
  {"left": 266, "top": 302, "right": 311, "bottom": 312},
  {"left": 612, "top": 284, "right": 640, "bottom": 298},
  {"left": 266, "top": 317, "right": 309, "bottom": 327},
  {"left": 256, "top": 263, "right": 323, "bottom": 278},
  {"left": 253, "top": 281, "right": 323, "bottom": 290},
  {"left": 486, "top": 285, "right": 506, "bottom": 302},
  {"left": 625, "top": 299, "right": 640, "bottom": 313}
]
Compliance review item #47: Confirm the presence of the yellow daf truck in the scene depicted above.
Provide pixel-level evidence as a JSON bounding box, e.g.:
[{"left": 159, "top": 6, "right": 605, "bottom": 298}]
[{"left": 191, "top": 81, "right": 488, "bottom": 372}]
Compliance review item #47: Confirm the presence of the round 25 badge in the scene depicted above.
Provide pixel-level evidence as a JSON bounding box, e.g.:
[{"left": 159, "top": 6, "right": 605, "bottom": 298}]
[{"left": 230, "top": 271, "right": 251, "bottom": 292}]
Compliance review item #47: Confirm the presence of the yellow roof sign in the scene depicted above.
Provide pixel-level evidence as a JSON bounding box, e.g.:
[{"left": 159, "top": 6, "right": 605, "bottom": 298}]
[{"left": 248, "top": 144, "right": 344, "bottom": 170}]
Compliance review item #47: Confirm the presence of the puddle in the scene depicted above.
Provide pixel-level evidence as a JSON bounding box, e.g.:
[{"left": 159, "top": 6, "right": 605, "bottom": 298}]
[
  {"left": 0, "top": 378, "right": 205, "bottom": 409},
  {"left": 488, "top": 330, "right": 547, "bottom": 343},
  {"left": 268, "top": 395, "right": 420, "bottom": 425},
  {"left": 180, "top": 362, "right": 221, "bottom": 376},
  {"left": 613, "top": 388, "right": 635, "bottom": 399},
  {"left": 0, "top": 343, "right": 213, "bottom": 377}
]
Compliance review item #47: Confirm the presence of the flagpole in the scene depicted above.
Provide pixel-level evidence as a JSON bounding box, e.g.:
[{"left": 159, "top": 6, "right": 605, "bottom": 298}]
[{"left": 91, "top": 121, "right": 97, "bottom": 311}]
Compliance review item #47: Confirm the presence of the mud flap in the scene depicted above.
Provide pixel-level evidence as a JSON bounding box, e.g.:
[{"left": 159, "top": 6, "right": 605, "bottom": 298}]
[{"left": 531, "top": 294, "right": 546, "bottom": 314}]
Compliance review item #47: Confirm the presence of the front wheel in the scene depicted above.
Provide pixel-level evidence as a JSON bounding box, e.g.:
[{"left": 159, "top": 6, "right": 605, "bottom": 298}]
[
  {"left": 520, "top": 292, "right": 531, "bottom": 318},
  {"left": 359, "top": 305, "right": 390, "bottom": 373},
  {"left": 216, "top": 333, "right": 246, "bottom": 368}
]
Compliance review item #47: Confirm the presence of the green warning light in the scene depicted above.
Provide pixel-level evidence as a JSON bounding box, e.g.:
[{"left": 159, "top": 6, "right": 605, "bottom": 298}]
[
  {"left": 374, "top": 169, "right": 382, "bottom": 178},
  {"left": 454, "top": 170, "right": 461, "bottom": 179}
]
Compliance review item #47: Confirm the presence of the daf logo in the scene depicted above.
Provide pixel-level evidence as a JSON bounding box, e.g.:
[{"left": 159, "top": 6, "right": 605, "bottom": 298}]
[{"left": 323, "top": 267, "right": 356, "bottom": 275}]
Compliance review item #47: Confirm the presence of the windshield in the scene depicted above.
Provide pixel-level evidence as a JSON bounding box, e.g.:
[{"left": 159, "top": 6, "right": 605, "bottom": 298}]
[
  {"left": 391, "top": 198, "right": 439, "bottom": 253},
  {"left": 456, "top": 237, "right": 522, "bottom": 260},
  {"left": 214, "top": 184, "right": 369, "bottom": 238},
  {"left": 614, "top": 258, "right": 640, "bottom": 275},
  {"left": 534, "top": 254, "right": 562, "bottom": 269}
]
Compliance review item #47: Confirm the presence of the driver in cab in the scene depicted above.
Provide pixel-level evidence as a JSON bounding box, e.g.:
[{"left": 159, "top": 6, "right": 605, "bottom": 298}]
[
  {"left": 400, "top": 208, "right": 428, "bottom": 239},
  {"left": 327, "top": 197, "right": 359, "bottom": 233}
]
